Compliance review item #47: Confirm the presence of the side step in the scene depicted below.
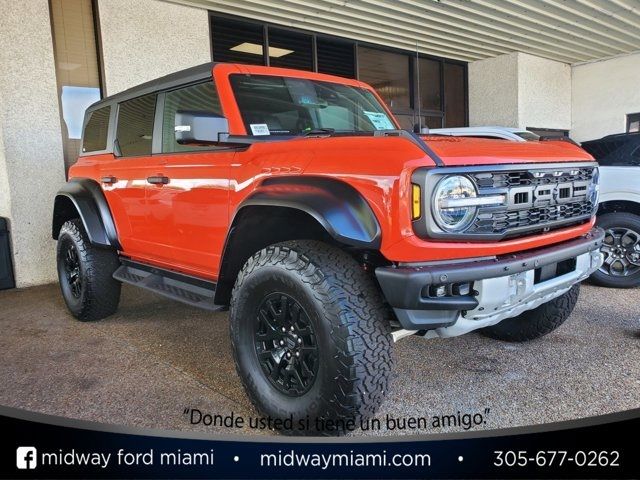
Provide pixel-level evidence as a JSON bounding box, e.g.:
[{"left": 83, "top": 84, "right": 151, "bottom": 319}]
[{"left": 113, "top": 259, "right": 224, "bottom": 312}]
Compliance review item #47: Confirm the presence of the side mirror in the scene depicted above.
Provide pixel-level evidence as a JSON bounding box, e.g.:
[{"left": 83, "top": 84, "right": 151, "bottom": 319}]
[{"left": 175, "top": 110, "right": 229, "bottom": 145}]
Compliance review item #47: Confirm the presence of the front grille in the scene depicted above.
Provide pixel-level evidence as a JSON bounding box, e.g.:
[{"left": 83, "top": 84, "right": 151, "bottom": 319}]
[
  {"left": 474, "top": 200, "right": 594, "bottom": 236},
  {"left": 473, "top": 166, "right": 595, "bottom": 188},
  {"left": 467, "top": 165, "right": 597, "bottom": 238},
  {"left": 413, "top": 162, "right": 599, "bottom": 241}
]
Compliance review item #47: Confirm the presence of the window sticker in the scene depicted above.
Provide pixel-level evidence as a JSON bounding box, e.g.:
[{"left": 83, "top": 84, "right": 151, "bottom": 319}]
[
  {"left": 250, "top": 123, "right": 270, "bottom": 136},
  {"left": 363, "top": 111, "right": 395, "bottom": 130}
]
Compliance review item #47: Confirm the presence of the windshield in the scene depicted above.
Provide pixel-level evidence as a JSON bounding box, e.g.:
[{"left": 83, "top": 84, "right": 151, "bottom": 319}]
[{"left": 230, "top": 74, "right": 397, "bottom": 136}]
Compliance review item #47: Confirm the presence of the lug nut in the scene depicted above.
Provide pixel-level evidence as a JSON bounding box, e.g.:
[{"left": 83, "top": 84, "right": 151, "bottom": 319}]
[
  {"left": 286, "top": 352, "right": 291, "bottom": 358},
  {"left": 298, "top": 338, "right": 302, "bottom": 344},
  {"left": 279, "top": 340, "right": 285, "bottom": 346},
  {"left": 281, "top": 327, "right": 286, "bottom": 332},
  {"left": 295, "top": 352, "right": 300, "bottom": 357},
  {"left": 290, "top": 326, "right": 294, "bottom": 332}
]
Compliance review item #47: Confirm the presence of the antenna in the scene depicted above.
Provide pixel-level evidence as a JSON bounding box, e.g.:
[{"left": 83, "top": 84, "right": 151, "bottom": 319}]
[{"left": 416, "top": 40, "right": 421, "bottom": 133}]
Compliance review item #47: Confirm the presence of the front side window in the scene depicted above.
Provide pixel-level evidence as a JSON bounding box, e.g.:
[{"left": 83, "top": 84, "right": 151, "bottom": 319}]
[
  {"left": 82, "top": 105, "right": 110, "bottom": 153},
  {"left": 230, "top": 74, "right": 397, "bottom": 136},
  {"left": 162, "top": 81, "right": 222, "bottom": 153},
  {"left": 116, "top": 94, "right": 157, "bottom": 156}
]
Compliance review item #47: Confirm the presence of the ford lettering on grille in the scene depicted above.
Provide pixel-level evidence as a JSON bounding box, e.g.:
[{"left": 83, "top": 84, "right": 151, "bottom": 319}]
[{"left": 507, "top": 181, "right": 589, "bottom": 209}]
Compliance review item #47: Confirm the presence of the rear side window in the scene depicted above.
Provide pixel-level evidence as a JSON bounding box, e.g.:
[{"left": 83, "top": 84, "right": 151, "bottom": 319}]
[
  {"left": 162, "top": 81, "right": 222, "bottom": 153},
  {"left": 116, "top": 93, "right": 157, "bottom": 156},
  {"left": 82, "top": 106, "right": 111, "bottom": 153}
]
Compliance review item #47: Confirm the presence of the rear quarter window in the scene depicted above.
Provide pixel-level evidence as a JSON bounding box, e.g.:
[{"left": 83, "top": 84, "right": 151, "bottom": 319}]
[
  {"left": 82, "top": 105, "right": 111, "bottom": 153},
  {"left": 116, "top": 93, "right": 157, "bottom": 157}
]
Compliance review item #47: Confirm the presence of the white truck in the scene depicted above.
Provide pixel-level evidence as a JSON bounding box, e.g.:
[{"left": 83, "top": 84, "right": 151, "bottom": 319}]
[{"left": 581, "top": 132, "right": 640, "bottom": 288}]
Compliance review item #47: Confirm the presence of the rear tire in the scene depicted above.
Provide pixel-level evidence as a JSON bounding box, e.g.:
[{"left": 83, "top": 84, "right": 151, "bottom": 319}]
[
  {"left": 590, "top": 212, "right": 640, "bottom": 288},
  {"left": 229, "top": 240, "right": 393, "bottom": 436},
  {"left": 480, "top": 284, "right": 580, "bottom": 342},
  {"left": 56, "top": 219, "right": 121, "bottom": 321}
]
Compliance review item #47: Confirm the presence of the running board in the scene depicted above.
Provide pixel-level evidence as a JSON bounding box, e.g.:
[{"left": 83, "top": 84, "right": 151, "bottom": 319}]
[{"left": 113, "top": 259, "right": 224, "bottom": 311}]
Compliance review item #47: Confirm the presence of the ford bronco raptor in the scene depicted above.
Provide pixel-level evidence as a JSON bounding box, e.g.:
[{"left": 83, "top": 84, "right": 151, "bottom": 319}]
[{"left": 53, "top": 63, "right": 604, "bottom": 434}]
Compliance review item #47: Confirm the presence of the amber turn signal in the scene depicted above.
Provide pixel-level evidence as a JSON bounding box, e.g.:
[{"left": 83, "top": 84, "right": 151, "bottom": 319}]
[{"left": 412, "top": 184, "right": 421, "bottom": 220}]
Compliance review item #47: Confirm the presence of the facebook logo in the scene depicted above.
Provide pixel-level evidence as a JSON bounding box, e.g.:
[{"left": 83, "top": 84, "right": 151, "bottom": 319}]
[{"left": 16, "top": 447, "right": 37, "bottom": 470}]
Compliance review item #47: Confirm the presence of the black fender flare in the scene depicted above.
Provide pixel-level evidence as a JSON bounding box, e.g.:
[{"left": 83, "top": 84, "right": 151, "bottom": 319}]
[
  {"left": 52, "top": 178, "right": 121, "bottom": 249},
  {"left": 235, "top": 176, "right": 382, "bottom": 249}
]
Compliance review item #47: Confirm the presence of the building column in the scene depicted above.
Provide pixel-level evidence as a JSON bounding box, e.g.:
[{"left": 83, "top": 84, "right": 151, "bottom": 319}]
[
  {"left": 0, "top": 0, "right": 66, "bottom": 287},
  {"left": 468, "top": 52, "right": 571, "bottom": 132}
]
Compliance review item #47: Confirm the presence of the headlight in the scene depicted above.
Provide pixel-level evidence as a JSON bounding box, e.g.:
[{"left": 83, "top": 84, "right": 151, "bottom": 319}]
[
  {"left": 432, "top": 175, "right": 478, "bottom": 232},
  {"left": 589, "top": 167, "right": 600, "bottom": 211}
]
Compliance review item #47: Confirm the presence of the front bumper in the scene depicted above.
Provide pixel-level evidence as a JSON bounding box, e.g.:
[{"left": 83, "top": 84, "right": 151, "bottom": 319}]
[{"left": 375, "top": 227, "right": 605, "bottom": 335}]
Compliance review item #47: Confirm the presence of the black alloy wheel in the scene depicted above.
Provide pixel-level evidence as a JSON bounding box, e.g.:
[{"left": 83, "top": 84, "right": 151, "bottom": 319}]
[
  {"left": 254, "top": 292, "right": 319, "bottom": 396},
  {"left": 62, "top": 240, "right": 83, "bottom": 298}
]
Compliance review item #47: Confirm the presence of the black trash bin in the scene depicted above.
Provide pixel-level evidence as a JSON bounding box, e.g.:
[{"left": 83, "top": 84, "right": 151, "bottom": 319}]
[{"left": 0, "top": 218, "right": 15, "bottom": 290}]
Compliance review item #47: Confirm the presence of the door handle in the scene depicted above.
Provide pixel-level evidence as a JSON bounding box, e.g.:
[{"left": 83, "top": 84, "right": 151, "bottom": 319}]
[
  {"left": 101, "top": 176, "right": 117, "bottom": 184},
  {"left": 147, "top": 175, "right": 170, "bottom": 185}
]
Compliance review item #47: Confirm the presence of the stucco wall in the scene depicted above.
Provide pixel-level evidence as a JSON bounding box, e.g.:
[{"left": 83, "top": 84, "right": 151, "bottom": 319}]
[
  {"left": 468, "top": 52, "right": 519, "bottom": 127},
  {"left": 518, "top": 53, "right": 571, "bottom": 130},
  {"left": 97, "top": 0, "right": 211, "bottom": 95},
  {"left": 571, "top": 52, "right": 640, "bottom": 143},
  {"left": 469, "top": 52, "right": 571, "bottom": 131},
  {"left": 0, "top": 0, "right": 66, "bottom": 286}
]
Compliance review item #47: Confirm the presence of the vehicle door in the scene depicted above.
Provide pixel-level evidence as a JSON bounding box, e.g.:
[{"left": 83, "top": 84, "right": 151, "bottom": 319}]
[
  {"left": 141, "top": 80, "right": 234, "bottom": 279},
  {"left": 97, "top": 93, "right": 158, "bottom": 259}
]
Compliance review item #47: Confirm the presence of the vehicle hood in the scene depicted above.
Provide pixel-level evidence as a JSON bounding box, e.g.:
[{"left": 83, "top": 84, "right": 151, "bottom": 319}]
[
  {"left": 422, "top": 135, "right": 595, "bottom": 166},
  {"left": 254, "top": 134, "right": 595, "bottom": 179}
]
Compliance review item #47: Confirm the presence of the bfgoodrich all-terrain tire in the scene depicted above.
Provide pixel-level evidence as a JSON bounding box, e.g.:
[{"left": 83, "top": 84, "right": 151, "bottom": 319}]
[
  {"left": 229, "top": 240, "right": 393, "bottom": 436},
  {"left": 480, "top": 284, "right": 580, "bottom": 342},
  {"left": 590, "top": 212, "right": 640, "bottom": 288},
  {"left": 56, "top": 219, "right": 121, "bottom": 321}
]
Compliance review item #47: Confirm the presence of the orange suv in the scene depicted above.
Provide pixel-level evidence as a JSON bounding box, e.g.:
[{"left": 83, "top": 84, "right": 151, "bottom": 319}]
[{"left": 53, "top": 62, "right": 604, "bottom": 434}]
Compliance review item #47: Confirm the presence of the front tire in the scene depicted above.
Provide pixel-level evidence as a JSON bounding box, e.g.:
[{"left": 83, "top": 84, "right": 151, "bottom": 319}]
[
  {"left": 480, "top": 284, "right": 580, "bottom": 342},
  {"left": 56, "top": 219, "right": 121, "bottom": 321},
  {"left": 229, "top": 240, "right": 393, "bottom": 435}
]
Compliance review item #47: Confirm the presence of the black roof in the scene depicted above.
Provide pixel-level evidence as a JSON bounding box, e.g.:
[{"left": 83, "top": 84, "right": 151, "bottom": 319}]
[
  {"left": 87, "top": 62, "right": 217, "bottom": 113},
  {"left": 581, "top": 132, "right": 640, "bottom": 167}
]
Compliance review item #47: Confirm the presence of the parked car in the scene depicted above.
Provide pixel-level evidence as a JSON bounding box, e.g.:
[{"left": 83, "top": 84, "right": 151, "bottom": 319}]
[
  {"left": 52, "top": 63, "right": 603, "bottom": 435},
  {"left": 581, "top": 132, "right": 640, "bottom": 288},
  {"left": 428, "top": 126, "right": 540, "bottom": 142}
]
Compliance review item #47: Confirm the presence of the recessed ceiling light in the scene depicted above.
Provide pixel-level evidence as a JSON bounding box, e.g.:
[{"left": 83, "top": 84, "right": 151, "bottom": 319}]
[{"left": 230, "top": 42, "right": 294, "bottom": 58}]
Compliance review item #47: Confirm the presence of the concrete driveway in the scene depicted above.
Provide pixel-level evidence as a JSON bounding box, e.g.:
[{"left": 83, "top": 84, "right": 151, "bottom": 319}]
[{"left": 0, "top": 282, "right": 638, "bottom": 436}]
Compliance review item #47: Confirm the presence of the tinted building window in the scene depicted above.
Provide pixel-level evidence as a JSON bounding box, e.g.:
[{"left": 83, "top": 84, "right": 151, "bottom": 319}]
[
  {"left": 212, "top": 17, "right": 265, "bottom": 65},
  {"left": 116, "top": 94, "right": 157, "bottom": 157},
  {"left": 208, "top": 14, "right": 468, "bottom": 129},
  {"left": 444, "top": 63, "right": 466, "bottom": 127},
  {"left": 418, "top": 58, "right": 441, "bottom": 112},
  {"left": 317, "top": 38, "right": 355, "bottom": 78},
  {"left": 82, "top": 105, "right": 110, "bottom": 153},
  {"left": 358, "top": 46, "right": 411, "bottom": 110},
  {"left": 268, "top": 28, "right": 313, "bottom": 70},
  {"left": 50, "top": 0, "right": 102, "bottom": 170},
  {"left": 162, "top": 82, "right": 222, "bottom": 153},
  {"left": 425, "top": 116, "right": 443, "bottom": 129}
]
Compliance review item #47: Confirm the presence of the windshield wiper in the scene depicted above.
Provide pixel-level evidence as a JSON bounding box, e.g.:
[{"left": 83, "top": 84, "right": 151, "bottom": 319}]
[{"left": 302, "top": 128, "right": 336, "bottom": 137}]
